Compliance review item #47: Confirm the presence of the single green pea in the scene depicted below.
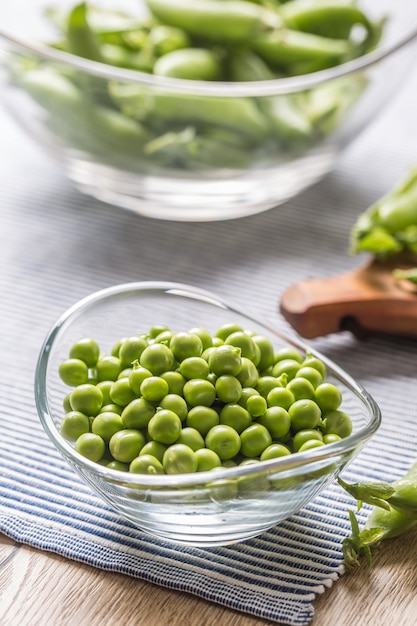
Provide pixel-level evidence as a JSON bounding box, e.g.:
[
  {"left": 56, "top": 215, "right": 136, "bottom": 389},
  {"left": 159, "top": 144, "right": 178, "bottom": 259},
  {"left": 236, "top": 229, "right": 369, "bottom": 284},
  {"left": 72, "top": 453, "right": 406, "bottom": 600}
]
[
  {"left": 118, "top": 367, "right": 133, "bottom": 380},
  {"left": 140, "top": 375, "right": 169, "bottom": 402},
  {"left": 129, "top": 454, "right": 165, "bottom": 474},
  {"left": 195, "top": 448, "right": 221, "bottom": 471},
  {"left": 267, "top": 386, "right": 295, "bottom": 410},
  {"left": 225, "top": 331, "right": 258, "bottom": 362},
  {"left": 117, "top": 335, "right": 148, "bottom": 367},
  {"left": 208, "top": 344, "right": 242, "bottom": 376},
  {"left": 99, "top": 403, "right": 123, "bottom": 415},
  {"left": 214, "top": 322, "right": 244, "bottom": 341},
  {"left": 246, "top": 394, "right": 267, "bottom": 418},
  {"left": 188, "top": 327, "right": 213, "bottom": 350},
  {"left": 186, "top": 405, "right": 220, "bottom": 436},
  {"left": 149, "top": 324, "right": 171, "bottom": 339},
  {"left": 121, "top": 397, "right": 155, "bottom": 429},
  {"left": 109, "top": 429, "right": 146, "bottom": 463},
  {"left": 175, "top": 427, "right": 205, "bottom": 451},
  {"left": 302, "top": 355, "right": 327, "bottom": 378},
  {"left": 314, "top": 382, "right": 343, "bottom": 412},
  {"left": 240, "top": 423, "right": 272, "bottom": 457},
  {"left": 298, "top": 439, "right": 325, "bottom": 452},
  {"left": 148, "top": 408, "right": 182, "bottom": 444},
  {"left": 159, "top": 393, "right": 188, "bottom": 422},
  {"left": 91, "top": 411, "right": 124, "bottom": 442},
  {"left": 96, "top": 380, "right": 114, "bottom": 405},
  {"left": 63, "top": 393, "right": 73, "bottom": 413},
  {"left": 238, "top": 387, "right": 260, "bottom": 408},
  {"left": 272, "top": 358, "right": 301, "bottom": 380},
  {"left": 59, "top": 358, "right": 89, "bottom": 387},
  {"left": 289, "top": 399, "right": 322, "bottom": 431},
  {"left": 212, "top": 337, "right": 224, "bottom": 347},
  {"left": 286, "top": 376, "right": 316, "bottom": 401},
  {"left": 109, "top": 377, "right": 137, "bottom": 407},
  {"left": 323, "top": 410, "right": 352, "bottom": 438},
  {"left": 163, "top": 443, "right": 198, "bottom": 474},
  {"left": 260, "top": 443, "right": 291, "bottom": 461},
  {"left": 293, "top": 428, "right": 323, "bottom": 452},
  {"left": 183, "top": 378, "right": 216, "bottom": 407},
  {"left": 160, "top": 370, "right": 186, "bottom": 395},
  {"left": 128, "top": 366, "right": 152, "bottom": 394},
  {"left": 61, "top": 410, "right": 90, "bottom": 441},
  {"left": 258, "top": 406, "right": 291, "bottom": 439},
  {"left": 256, "top": 376, "right": 282, "bottom": 398},
  {"left": 274, "top": 347, "right": 303, "bottom": 363},
  {"left": 179, "top": 356, "right": 210, "bottom": 380},
  {"left": 296, "top": 366, "right": 323, "bottom": 389},
  {"left": 205, "top": 424, "right": 241, "bottom": 460},
  {"left": 151, "top": 329, "right": 173, "bottom": 345},
  {"left": 323, "top": 433, "right": 342, "bottom": 445},
  {"left": 206, "top": 477, "right": 238, "bottom": 501},
  {"left": 70, "top": 384, "right": 103, "bottom": 416},
  {"left": 236, "top": 357, "right": 259, "bottom": 388},
  {"left": 107, "top": 460, "right": 129, "bottom": 472},
  {"left": 219, "top": 403, "right": 252, "bottom": 434},
  {"left": 139, "top": 440, "right": 167, "bottom": 462},
  {"left": 139, "top": 343, "right": 175, "bottom": 375},
  {"left": 111, "top": 338, "right": 124, "bottom": 357},
  {"left": 75, "top": 432, "right": 105, "bottom": 462},
  {"left": 96, "top": 355, "right": 122, "bottom": 382},
  {"left": 69, "top": 337, "right": 100, "bottom": 368},
  {"left": 169, "top": 331, "right": 203, "bottom": 362},
  {"left": 251, "top": 334, "right": 275, "bottom": 371},
  {"left": 215, "top": 375, "right": 242, "bottom": 403}
]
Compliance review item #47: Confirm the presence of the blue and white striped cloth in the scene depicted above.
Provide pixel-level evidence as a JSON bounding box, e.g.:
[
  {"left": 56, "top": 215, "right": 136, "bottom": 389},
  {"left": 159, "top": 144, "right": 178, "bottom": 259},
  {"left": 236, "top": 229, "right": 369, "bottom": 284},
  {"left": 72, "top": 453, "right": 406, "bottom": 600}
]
[{"left": 1, "top": 58, "right": 417, "bottom": 626}]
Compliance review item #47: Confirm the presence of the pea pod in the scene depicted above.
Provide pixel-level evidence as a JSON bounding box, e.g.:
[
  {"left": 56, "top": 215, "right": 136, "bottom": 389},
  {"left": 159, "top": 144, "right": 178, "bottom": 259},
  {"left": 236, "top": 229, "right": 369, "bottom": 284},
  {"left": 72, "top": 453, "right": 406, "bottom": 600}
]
[
  {"left": 66, "top": 1, "right": 103, "bottom": 62},
  {"left": 144, "top": 0, "right": 282, "bottom": 42},
  {"left": 109, "top": 82, "right": 269, "bottom": 143},
  {"left": 153, "top": 48, "right": 223, "bottom": 81}
]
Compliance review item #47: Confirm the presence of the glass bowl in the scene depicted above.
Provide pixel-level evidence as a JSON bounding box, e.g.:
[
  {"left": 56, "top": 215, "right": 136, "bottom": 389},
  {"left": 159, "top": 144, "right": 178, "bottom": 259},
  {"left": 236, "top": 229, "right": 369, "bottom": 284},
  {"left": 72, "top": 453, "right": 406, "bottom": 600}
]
[
  {"left": 1, "top": 1, "right": 417, "bottom": 221},
  {"left": 34, "top": 281, "right": 380, "bottom": 546}
]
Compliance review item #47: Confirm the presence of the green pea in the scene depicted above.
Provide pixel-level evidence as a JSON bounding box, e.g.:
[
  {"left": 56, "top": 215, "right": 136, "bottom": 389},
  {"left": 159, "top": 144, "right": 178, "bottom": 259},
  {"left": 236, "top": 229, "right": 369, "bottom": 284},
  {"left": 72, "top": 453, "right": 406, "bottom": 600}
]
[
  {"left": 208, "top": 344, "right": 242, "bottom": 376},
  {"left": 214, "top": 322, "right": 244, "bottom": 341},
  {"left": 251, "top": 334, "right": 275, "bottom": 371},
  {"left": 286, "top": 376, "right": 316, "bottom": 401},
  {"left": 225, "top": 331, "right": 258, "bottom": 362},
  {"left": 139, "top": 440, "right": 167, "bottom": 462},
  {"left": 149, "top": 324, "right": 171, "bottom": 339},
  {"left": 139, "top": 343, "right": 175, "bottom": 375},
  {"left": 258, "top": 406, "right": 291, "bottom": 439},
  {"left": 256, "top": 376, "right": 282, "bottom": 398},
  {"left": 121, "top": 397, "right": 156, "bottom": 429},
  {"left": 96, "top": 355, "right": 122, "bottom": 382},
  {"left": 236, "top": 357, "right": 259, "bottom": 388},
  {"left": 186, "top": 405, "right": 220, "bottom": 436},
  {"left": 69, "top": 337, "right": 100, "bottom": 368},
  {"left": 61, "top": 410, "right": 90, "bottom": 441},
  {"left": 289, "top": 399, "right": 322, "bottom": 431},
  {"left": 219, "top": 403, "right": 252, "bottom": 434},
  {"left": 163, "top": 443, "right": 198, "bottom": 474},
  {"left": 272, "top": 359, "right": 301, "bottom": 380},
  {"left": 109, "top": 377, "right": 137, "bottom": 406},
  {"left": 109, "top": 429, "right": 146, "bottom": 463},
  {"left": 267, "top": 386, "right": 295, "bottom": 410},
  {"left": 245, "top": 394, "right": 267, "bottom": 419},
  {"left": 129, "top": 454, "right": 164, "bottom": 474},
  {"left": 238, "top": 387, "right": 260, "bottom": 408},
  {"left": 107, "top": 460, "right": 129, "bottom": 472},
  {"left": 75, "top": 432, "right": 105, "bottom": 462},
  {"left": 302, "top": 355, "right": 327, "bottom": 378},
  {"left": 170, "top": 331, "right": 203, "bottom": 361},
  {"left": 195, "top": 448, "right": 221, "bottom": 471},
  {"left": 99, "top": 403, "right": 123, "bottom": 415},
  {"left": 148, "top": 408, "right": 182, "bottom": 443},
  {"left": 240, "top": 423, "right": 272, "bottom": 457},
  {"left": 118, "top": 367, "right": 133, "bottom": 380},
  {"left": 151, "top": 329, "right": 173, "bottom": 345},
  {"left": 159, "top": 393, "right": 188, "bottom": 422},
  {"left": 175, "top": 427, "right": 205, "bottom": 451},
  {"left": 323, "top": 433, "right": 342, "bottom": 445},
  {"left": 323, "top": 410, "right": 352, "bottom": 438},
  {"left": 63, "top": 393, "right": 73, "bottom": 413},
  {"left": 207, "top": 477, "right": 238, "bottom": 501},
  {"left": 179, "top": 356, "right": 210, "bottom": 380},
  {"left": 188, "top": 327, "right": 213, "bottom": 350},
  {"left": 183, "top": 378, "right": 216, "bottom": 407},
  {"left": 128, "top": 366, "right": 152, "bottom": 394},
  {"left": 274, "top": 347, "right": 303, "bottom": 363},
  {"left": 70, "top": 384, "right": 103, "bottom": 416},
  {"left": 205, "top": 424, "right": 241, "bottom": 460},
  {"left": 160, "top": 370, "right": 186, "bottom": 395},
  {"left": 96, "top": 380, "right": 114, "bottom": 405},
  {"left": 296, "top": 366, "right": 323, "bottom": 389},
  {"left": 260, "top": 443, "right": 291, "bottom": 461},
  {"left": 314, "top": 382, "right": 343, "bottom": 412},
  {"left": 140, "top": 375, "right": 169, "bottom": 402},
  {"left": 298, "top": 439, "right": 325, "bottom": 452},
  {"left": 59, "top": 358, "right": 89, "bottom": 386},
  {"left": 293, "top": 429, "right": 323, "bottom": 452},
  {"left": 215, "top": 375, "right": 242, "bottom": 403},
  {"left": 91, "top": 411, "right": 124, "bottom": 442}
]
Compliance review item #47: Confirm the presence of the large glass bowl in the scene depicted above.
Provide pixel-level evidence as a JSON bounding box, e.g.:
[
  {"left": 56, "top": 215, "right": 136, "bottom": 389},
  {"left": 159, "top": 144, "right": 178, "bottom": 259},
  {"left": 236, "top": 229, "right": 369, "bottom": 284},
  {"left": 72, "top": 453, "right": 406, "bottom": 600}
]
[
  {"left": 34, "top": 282, "right": 381, "bottom": 546},
  {"left": 1, "top": 1, "right": 417, "bottom": 221}
]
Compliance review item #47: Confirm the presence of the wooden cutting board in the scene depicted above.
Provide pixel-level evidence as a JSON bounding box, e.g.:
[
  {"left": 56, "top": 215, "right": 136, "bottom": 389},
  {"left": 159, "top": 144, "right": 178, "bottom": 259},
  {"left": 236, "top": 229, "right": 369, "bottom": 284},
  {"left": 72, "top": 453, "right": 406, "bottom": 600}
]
[{"left": 279, "top": 254, "right": 417, "bottom": 339}]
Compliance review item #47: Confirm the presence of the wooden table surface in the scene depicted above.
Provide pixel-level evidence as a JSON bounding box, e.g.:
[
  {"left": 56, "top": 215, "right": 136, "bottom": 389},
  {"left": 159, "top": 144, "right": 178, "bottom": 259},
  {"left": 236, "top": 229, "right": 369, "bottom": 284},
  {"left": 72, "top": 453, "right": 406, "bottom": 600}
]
[{"left": 1, "top": 528, "right": 416, "bottom": 626}]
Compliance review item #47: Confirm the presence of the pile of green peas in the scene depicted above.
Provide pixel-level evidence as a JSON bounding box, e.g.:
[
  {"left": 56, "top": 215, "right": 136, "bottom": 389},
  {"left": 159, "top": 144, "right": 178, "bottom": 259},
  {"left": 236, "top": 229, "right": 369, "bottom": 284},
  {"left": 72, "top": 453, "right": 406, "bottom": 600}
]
[{"left": 58, "top": 322, "right": 353, "bottom": 475}]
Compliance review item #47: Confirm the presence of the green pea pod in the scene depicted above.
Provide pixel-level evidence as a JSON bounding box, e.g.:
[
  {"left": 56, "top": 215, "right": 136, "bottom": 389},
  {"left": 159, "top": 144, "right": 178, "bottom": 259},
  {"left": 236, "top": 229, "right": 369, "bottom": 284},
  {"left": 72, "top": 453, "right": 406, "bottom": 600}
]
[
  {"left": 153, "top": 48, "right": 223, "bottom": 81},
  {"left": 259, "top": 94, "right": 313, "bottom": 144},
  {"left": 101, "top": 43, "right": 155, "bottom": 72},
  {"left": 252, "top": 28, "right": 352, "bottom": 71},
  {"left": 66, "top": 2, "right": 104, "bottom": 62},
  {"left": 228, "top": 49, "right": 278, "bottom": 82},
  {"left": 144, "top": 0, "right": 282, "bottom": 42},
  {"left": 109, "top": 82, "right": 269, "bottom": 143}
]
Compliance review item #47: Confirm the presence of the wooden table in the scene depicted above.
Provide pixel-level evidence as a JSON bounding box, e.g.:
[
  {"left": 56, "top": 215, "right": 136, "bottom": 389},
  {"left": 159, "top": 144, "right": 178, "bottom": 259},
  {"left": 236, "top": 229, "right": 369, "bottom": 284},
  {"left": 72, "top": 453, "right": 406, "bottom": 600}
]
[{"left": 1, "top": 529, "right": 416, "bottom": 625}]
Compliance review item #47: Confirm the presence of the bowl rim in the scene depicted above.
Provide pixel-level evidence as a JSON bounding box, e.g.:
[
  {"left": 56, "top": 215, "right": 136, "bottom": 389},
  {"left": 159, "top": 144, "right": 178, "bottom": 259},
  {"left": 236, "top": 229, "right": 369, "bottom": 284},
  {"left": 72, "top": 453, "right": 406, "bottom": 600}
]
[
  {"left": 34, "top": 280, "right": 381, "bottom": 487},
  {"left": 1, "top": 5, "right": 417, "bottom": 97}
]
